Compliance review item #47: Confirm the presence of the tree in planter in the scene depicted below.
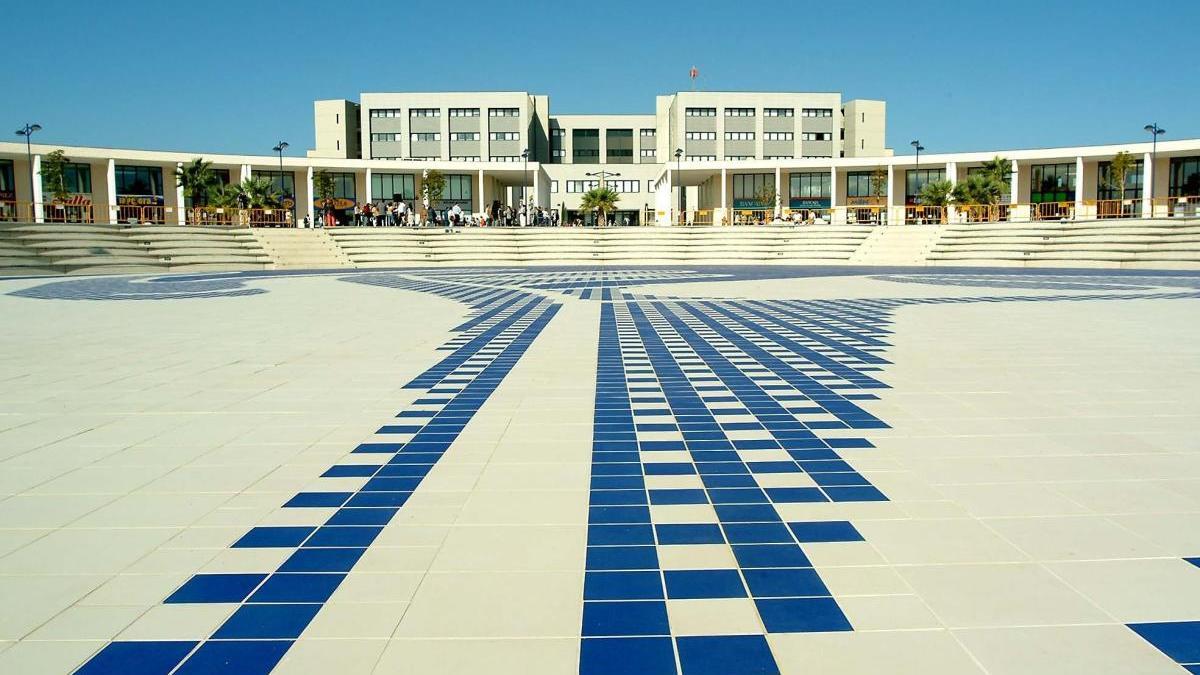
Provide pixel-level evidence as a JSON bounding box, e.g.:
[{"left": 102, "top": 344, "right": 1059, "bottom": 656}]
[
  {"left": 754, "top": 182, "right": 779, "bottom": 220},
  {"left": 870, "top": 166, "right": 888, "bottom": 204},
  {"left": 581, "top": 186, "right": 620, "bottom": 227},
  {"left": 235, "top": 176, "right": 281, "bottom": 208},
  {"left": 952, "top": 174, "right": 1004, "bottom": 221},
  {"left": 314, "top": 170, "right": 336, "bottom": 224},
  {"left": 917, "top": 180, "right": 954, "bottom": 224},
  {"left": 39, "top": 150, "right": 72, "bottom": 204},
  {"left": 175, "top": 158, "right": 218, "bottom": 210},
  {"left": 421, "top": 169, "right": 446, "bottom": 221},
  {"left": 1103, "top": 151, "right": 1138, "bottom": 216}
]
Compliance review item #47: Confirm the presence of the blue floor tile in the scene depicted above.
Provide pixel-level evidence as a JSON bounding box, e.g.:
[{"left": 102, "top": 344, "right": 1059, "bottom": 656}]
[
  {"left": 732, "top": 544, "right": 812, "bottom": 568},
  {"left": 303, "top": 526, "right": 383, "bottom": 548},
  {"left": 165, "top": 574, "right": 266, "bottom": 604},
  {"left": 582, "top": 600, "right": 671, "bottom": 636},
  {"left": 588, "top": 524, "right": 655, "bottom": 546},
  {"left": 282, "top": 492, "right": 351, "bottom": 508},
  {"left": 211, "top": 604, "right": 321, "bottom": 639},
  {"left": 755, "top": 597, "right": 852, "bottom": 633},
  {"left": 664, "top": 569, "right": 747, "bottom": 599},
  {"left": 649, "top": 489, "right": 709, "bottom": 505},
  {"left": 174, "top": 639, "right": 292, "bottom": 675},
  {"left": 722, "top": 523, "right": 794, "bottom": 544},
  {"left": 1129, "top": 621, "right": 1200, "bottom": 664},
  {"left": 676, "top": 634, "right": 779, "bottom": 675},
  {"left": 787, "top": 521, "right": 864, "bottom": 543},
  {"left": 248, "top": 573, "right": 345, "bottom": 603},
  {"left": 580, "top": 637, "right": 677, "bottom": 675},
  {"left": 74, "top": 640, "right": 197, "bottom": 675},
  {"left": 764, "top": 487, "right": 828, "bottom": 503},
  {"left": 585, "top": 571, "right": 665, "bottom": 600},
  {"left": 655, "top": 523, "right": 725, "bottom": 545},
  {"left": 586, "top": 545, "right": 660, "bottom": 570},
  {"left": 232, "top": 526, "right": 314, "bottom": 549},
  {"left": 278, "top": 547, "right": 365, "bottom": 573},
  {"left": 743, "top": 568, "right": 830, "bottom": 598}
]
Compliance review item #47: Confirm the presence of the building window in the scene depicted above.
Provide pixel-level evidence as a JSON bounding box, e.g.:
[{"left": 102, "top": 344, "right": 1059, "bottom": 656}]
[
  {"left": 685, "top": 131, "right": 717, "bottom": 140},
  {"left": 566, "top": 180, "right": 599, "bottom": 193},
  {"left": 488, "top": 108, "right": 520, "bottom": 117},
  {"left": 725, "top": 107, "right": 755, "bottom": 117},
  {"left": 450, "top": 132, "right": 480, "bottom": 141},
  {"left": 371, "top": 173, "right": 416, "bottom": 201},
  {"left": 551, "top": 128, "right": 566, "bottom": 137},
  {"left": 371, "top": 133, "right": 399, "bottom": 142},
  {"left": 605, "top": 180, "right": 639, "bottom": 193},
  {"left": 1029, "top": 163, "right": 1076, "bottom": 203},
  {"left": 801, "top": 132, "right": 832, "bottom": 141},
  {"left": 640, "top": 149, "right": 656, "bottom": 157},
  {"left": 685, "top": 155, "right": 717, "bottom": 161},
  {"left": 41, "top": 162, "right": 92, "bottom": 195},
  {"left": 440, "top": 174, "right": 472, "bottom": 204},
  {"left": 1169, "top": 156, "right": 1200, "bottom": 196},
  {"left": 488, "top": 156, "right": 523, "bottom": 162},
  {"left": 488, "top": 132, "right": 520, "bottom": 141},
  {"left": 369, "top": 108, "right": 402, "bottom": 118},
  {"left": 763, "top": 132, "right": 793, "bottom": 141},
  {"left": 409, "top": 108, "right": 440, "bottom": 117},
  {"left": 801, "top": 108, "right": 834, "bottom": 118},
  {"left": 846, "top": 171, "right": 883, "bottom": 201},
  {"left": 790, "top": 172, "right": 831, "bottom": 208},
  {"left": 685, "top": 107, "right": 716, "bottom": 117},
  {"left": 726, "top": 156, "right": 753, "bottom": 161},
  {"left": 802, "top": 155, "right": 833, "bottom": 159},
  {"left": 551, "top": 180, "right": 559, "bottom": 193},
  {"left": 552, "top": 149, "right": 566, "bottom": 158},
  {"left": 764, "top": 108, "right": 794, "bottom": 117},
  {"left": 448, "top": 108, "right": 479, "bottom": 117},
  {"left": 732, "top": 173, "right": 774, "bottom": 207},
  {"left": 409, "top": 156, "right": 440, "bottom": 161},
  {"left": 411, "top": 133, "right": 441, "bottom": 142},
  {"left": 765, "top": 155, "right": 794, "bottom": 160},
  {"left": 640, "top": 128, "right": 656, "bottom": 137},
  {"left": 252, "top": 170, "right": 296, "bottom": 200},
  {"left": 114, "top": 165, "right": 164, "bottom": 199},
  {"left": 724, "top": 132, "right": 755, "bottom": 141},
  {"left": 450, "top": 156, "right": 481, "bottom": 162},
  {"left": 907, "top": 168, "right": 947, "bottom": 205}
]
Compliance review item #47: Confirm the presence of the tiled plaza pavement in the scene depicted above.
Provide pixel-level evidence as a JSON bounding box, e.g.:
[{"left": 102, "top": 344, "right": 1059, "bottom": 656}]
[{"left": 0, "top": 266, "right": 1198, "bottom": 674}]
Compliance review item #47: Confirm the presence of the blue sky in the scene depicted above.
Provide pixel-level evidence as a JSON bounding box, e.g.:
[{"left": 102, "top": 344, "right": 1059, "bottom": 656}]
[{"left": 6, "top": 0, "right": 1195, "bottom": 156}]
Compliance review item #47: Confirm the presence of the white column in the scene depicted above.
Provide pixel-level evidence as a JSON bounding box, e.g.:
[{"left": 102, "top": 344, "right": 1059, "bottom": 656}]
[
  {"left": 1074, "top": 155, "right": 1085, "bottom": 218},
  {"left": 533, "top": 168, "right": 540, "bottom": 209},
  {"left": 240, "top": 164, "right": 251, "bottom": 183},
  {"left": 365, "top": 167, "right": 373, "bottom": 203},
  {"left": 829, "top": 165, "right": 840, "bottom": 224},
  {"left": 720, "top": 167, "right": 727, "bottom": 223},
  {"left": 945, "top": 161, "right": 958, "bottom": 223},
  {"left": 32, "top": 154, "right": 44, "bottom": 223},
  {"left": 305, "top": 166, "right": 315, "bottom": 226},
  {"left": 1142, "top": 152, "right": 1154, "bottom": 217},
  {"left": 176, "top": 162, "right": 187, "bottom": 225},
  {"left": 774, "top": 166, "right": 782, "bottom": 218},
  {"left": 886, "top": 164, "right": 896, "bottom": 225},
  {"left": 106, "top": 159, "right": 117, "bottom": 223},
  {"left": 1010, "top": 161, "right": 1024, "bottom": 221},
  {"left": 478, "top": 169, "right": 485, "bottom": 217}
]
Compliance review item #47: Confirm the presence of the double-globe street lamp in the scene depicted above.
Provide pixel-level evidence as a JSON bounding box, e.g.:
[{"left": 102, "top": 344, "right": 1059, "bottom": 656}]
[
  {"left": 1144, "top": 123, "right": 1165, "bottom": 210},
  {"left": 15, "top": 123, "right": 42, "bottom": 214}
]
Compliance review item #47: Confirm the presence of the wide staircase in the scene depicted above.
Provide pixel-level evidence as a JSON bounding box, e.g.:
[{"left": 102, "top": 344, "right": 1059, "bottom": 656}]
[
  {"left": 0, "top": 223, "right": 272, "bottom": 275},
  {"left": 326, "top": 225, "right": 874, "bottom": 266},
  {"left": 928, "top": 218, "right": 1200, "bottom": 268},
  {"left": 849, "top": 225, "right": 940, "bottom": 266},
  {"left": 251, "top": 228, "right": 353, "bottom": 270}
]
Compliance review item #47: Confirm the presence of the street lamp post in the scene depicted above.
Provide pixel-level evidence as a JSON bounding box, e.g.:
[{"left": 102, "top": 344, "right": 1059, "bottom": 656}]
[
  {"left": 674, "top": 148, "right": 683, "bottom": 225},
  {"left": 1144, "top": 123, "right": 1165, "bottom": 213},
  {"left": 15, "top": 123, "right": 42, "bottom": 216},
  {"left": 272, "top": 141, "right": 289, "bottom": 224},
  {"left": 909, "top": 140, "right": 925, "bottom": 218},
  {"left": 585, "top": 170, "right": 621, "bottom": 226},
  {"left": 521, "top": 148, "right": 529, "bottom": 226}
]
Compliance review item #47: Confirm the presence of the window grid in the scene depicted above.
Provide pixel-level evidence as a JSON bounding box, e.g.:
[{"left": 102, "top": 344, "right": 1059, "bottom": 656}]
[
  {"left": 409, "top": 108, "right": 440, "bottom": 117},
  {"left": 369, "top": 108, "right": 402, "bottom": 118},
  {"left": 801, "top": 108, "right": 834, "bottom": 117},
  {"left": 764, "top": 108, "right": 794, "bottom": 117},
  {"left": 489, "top": 132, "right": 521, "bottom": 141},
  {"left": 411, "top": 133, "right": 441, "bottom": 142},
  {"left": 725, "top": 132, "right": 755, "bottom": 141},
  {"left": 764, "top": 132, "right": 794, "bottom": 141},
  {"left": 488, "top": 108, "right": 520, "bottom": 117},
  {"left": 725, "top": 107, "right": 755, "bottom": 117},
  {"left": 686, "top": 131, "right": 717, "bottom": 140},
  {"left": 448, "top": 108, "right": 480, "bottom": 117},
  {"left": 684, "top": 108, "right": 716, "bottom": 117}
]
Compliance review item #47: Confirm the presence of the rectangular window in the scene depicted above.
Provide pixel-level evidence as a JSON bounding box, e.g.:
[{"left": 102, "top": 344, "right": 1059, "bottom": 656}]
[
  {"left": 114, "top": 165, "right": 164, "bottom": 199},
  {"left": 732, "top": 173, "right": 774, "bottom": 207},
  {"left": 764, "top": 155, "right": 793, "bottom": 160},
  {"left": 489, "top": 131, "right": 520, "bottom": 141},
  {"left": 906, "top": 168, "right": 947, "bottom": 204},
  {"left": 640, "top": 128, "right": 656, "bottom": 137},
  {"left": 371, "top": 133, "right": 399, "bottom": 142},
  {"left": 724, "top": 132, "right": 755, "bottom": 140},
  {"left": 1169, "top": 156, "right": 1200, "bottom": 196},
  {"left": 685, "top": 131, "right": 717, "bottom": 140},
  {"left": 409, "top": 156, "right": 440, "bottom": 161},
  {"left": 846, "top": 170, "right": 884, "bottom": 200},
  {"left": 450, "top": 156, "right": 480, "bottom": 162},
  {"left": 41, "top": 162, "right": 93, "bottom": 195},
  {"left": 640, "top": 149, "right": 656, "bottom": 157},
  {"left": 1029, "top": 163, "right": 1076, "bottom": 203},
  {"left": 725, "top": 107, "right": 755, "bottom": 117},
  {"left": 602, "top": 180, "right": 639, "bottom": 193},
  {"left": 371, "top": 173, "right": 416, "bottom": 201},
  {"left": 790, "top": 172, "right": 831, "bottom": 200},
  {"left": 488, "top": 108, "right": 520, "bottom": 117},
  {"left": 566, "top": 180, "right": 600, "bottom": 193},
  {"left": 764, "top": 108, "right": 794, "bottom": 117},
  {"left": 410, "top": 108, "right": 439, "bottom": 117},
  {"left": 252, "top": 170, "right": 296, "bottom": 199},
  {"left": 448, "top": 108, "right": 479, "bottom": 117},
  {"left": 685, "top": 155, "right": 717, "bottom": 161},
  {"left": 801, "top": 108, "right": 834, "bottom": 117},
  {"left": 726, "top": 156, "right": 753, "bottom": 161},
  {"left": 488, "top": 156, "right": 522, "bottom": 162},
  {"left": 450, "top": 132, "right": 480, "bottom": 141},
  {"left": 763, "top": 132, "right": 793, "bottom": 141},
  {"left": 685, "top": 107, "right": 716, "bottom": 117},
  {"left": 0, "top": 159, "right": 14, "bottom": 197},
  {"left": 411, "top": 133, "right": 441, "bottom": 142},
  {"left": 551, "top": 180, "right": 559, "bottom": 193},
  {"left": 552, "top": 149, "right": 566, "bottom": 158},
  {"left": 801, "top": 132, "right": 832, "bottom": 141},
  {"left": 369, "top": 108, "right": 402, "bottom": 118},
  {"left": 440, "top": 174, "right": 472, "bottom": 203}
]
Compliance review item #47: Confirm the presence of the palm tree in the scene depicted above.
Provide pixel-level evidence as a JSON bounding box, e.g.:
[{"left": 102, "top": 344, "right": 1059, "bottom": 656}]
[
  {"left": 952, "top": 174, "right": 1004, "bottom": 221},
  {"left": 980, "top": 156, "right": 1012, "bottom": 186},
  {"left": 917, "top": 179, "right": 954, "bottom": 207},
  {"left": 206, "top": 184, "right": 240, "bottom": 208},
  {"left": 581, "top": 186, "right": 620, "bottom": 227},
  {"left": 235, "top": 176, "right": 281, "bottom": 208},
  {"left": 175, "top": 158, "right": 218, "bottom": 208}
]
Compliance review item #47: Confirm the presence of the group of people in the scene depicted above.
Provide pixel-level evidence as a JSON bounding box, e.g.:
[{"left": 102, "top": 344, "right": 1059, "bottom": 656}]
[{"left": 327, "top": 200, "right": 564, "bottom": 228}]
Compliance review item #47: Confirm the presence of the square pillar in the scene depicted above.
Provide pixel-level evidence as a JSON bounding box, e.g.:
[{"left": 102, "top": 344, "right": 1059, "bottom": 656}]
[
  {"left": 1074, "top": 155, "right": 1085, "bottom": 218},
  {"left": 176, "top": 162, "right": 187, "bottom": 224},
  {"left": 945, "top": 161, "right": 958, "bottom": 223},
  {"left": 365, "top": 167, "right": 373, "bottom": 203},
  {"left": 1143, "top": 151, "right": 1154, "bottom": 217},
  {"left": 106, "top": 159, "right": 117, "bottom": 224},
  {"left": 303, "top": 166, "right": 314, "bottom": 226},
  {"left": 886, "top": 164, "right": 897, "bottom": 224},
  {"left": 1010, "top": 161, "right": 1026, "bottom": 221},
  {"left": 774, "top": 166, "right": 782, "bottom": 218},
  {"left": 829, "top": 166, "right": 841, "bottom": 224},
  {"left": 719, "top": 167, "right": 728, "bottom": 225},
  {"left": 478, "top": 170, "right": 486, "bottom": 217},
  {"left": 32, "top": 154, "right": 44, "bottom": 223}
]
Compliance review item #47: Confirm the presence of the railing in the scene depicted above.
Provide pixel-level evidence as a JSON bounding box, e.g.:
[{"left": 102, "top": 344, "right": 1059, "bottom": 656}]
[
  {"left": 0, "top": 200, "right": 96, "bottom": 223},
  {"left": 904, "top": 205, "right": 947, "bottom": 224},
  {"left": 1031, "top": 201, "right": 1075, "bottom": 221},
  {"left": 676, "top": 209, "right": 714, "bottom": 226},
  {"left": 781, "top": 208, "right": 834, "bottom": 224},
  {"left": 1154, "top": 196, "right": 1200, "bottom": 218},
  {"left": 115, "top": 205, "right": 173, "bottom": 224},
  {"left": 731, "top": 209, "right": 776, "bottom": 225},
  {"left": 1087, "top": 199, "right": 1141, "bottom": 219},
  {"left": 190, "top": 207, "right": 293, "bottom": 227},
  {"left": 845, "top": 205, "right": 887, "bottom": 225},
  {"left": 955, "top": 204, "right": 1011, "bottom": 223}
]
